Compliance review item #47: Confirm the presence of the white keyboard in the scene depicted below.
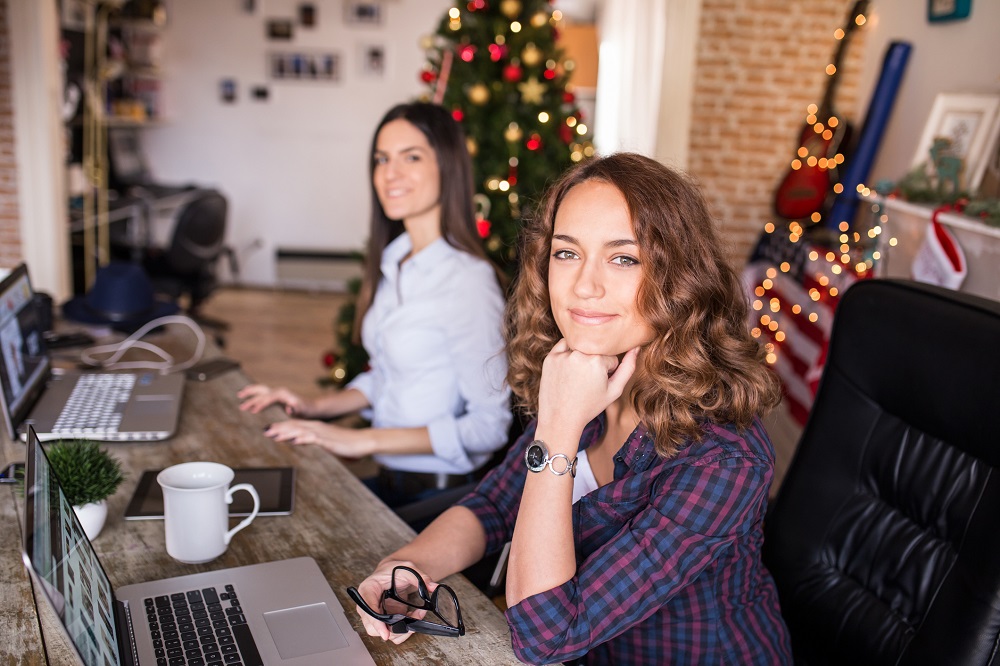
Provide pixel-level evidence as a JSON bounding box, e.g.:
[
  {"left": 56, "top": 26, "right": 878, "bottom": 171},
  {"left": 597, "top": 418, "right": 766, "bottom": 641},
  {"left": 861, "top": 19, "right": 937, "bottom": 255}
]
[{"left": 51, "top": 373, "right": 136, "bottom": 436}]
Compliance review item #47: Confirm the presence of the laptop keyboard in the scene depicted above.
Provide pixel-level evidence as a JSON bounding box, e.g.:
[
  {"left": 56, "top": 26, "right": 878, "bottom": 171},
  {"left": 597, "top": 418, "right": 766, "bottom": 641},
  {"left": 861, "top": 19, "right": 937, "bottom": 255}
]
[
  {"left": 51, "top": 373, "right": 135, "bottom": 436},
  {"left": 143, "top": 584, "right": 262, "bottom": 666}
]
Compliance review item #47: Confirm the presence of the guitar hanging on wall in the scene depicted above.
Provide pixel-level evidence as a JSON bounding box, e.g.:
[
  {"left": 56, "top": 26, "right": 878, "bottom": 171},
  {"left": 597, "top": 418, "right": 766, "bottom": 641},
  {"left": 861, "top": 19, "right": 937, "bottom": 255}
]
[{"left": 773, "top": 0, "right": 869, "bottom": 221}]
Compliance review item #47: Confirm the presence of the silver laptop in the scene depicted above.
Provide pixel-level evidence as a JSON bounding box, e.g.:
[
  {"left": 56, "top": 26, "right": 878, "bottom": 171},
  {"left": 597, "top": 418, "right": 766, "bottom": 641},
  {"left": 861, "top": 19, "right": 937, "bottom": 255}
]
[
  {"left": 0, "top": 263, "right": 183, "bottom": 442},
  {"left": 20, "top": 425, "right": 377, "bottom": 666}
]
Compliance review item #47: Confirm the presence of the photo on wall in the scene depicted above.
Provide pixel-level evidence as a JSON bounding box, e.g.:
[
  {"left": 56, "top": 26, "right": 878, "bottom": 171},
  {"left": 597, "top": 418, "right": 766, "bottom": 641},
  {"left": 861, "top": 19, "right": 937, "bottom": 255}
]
[
  {"left": 269, "top": 52, "right": 340, "bottom": 82},
  {"left": 359, "top": 44, "right": 387, "bottom": 78},
  {"left": 344, "top": 1, "right": 382, "bottom": 25}
]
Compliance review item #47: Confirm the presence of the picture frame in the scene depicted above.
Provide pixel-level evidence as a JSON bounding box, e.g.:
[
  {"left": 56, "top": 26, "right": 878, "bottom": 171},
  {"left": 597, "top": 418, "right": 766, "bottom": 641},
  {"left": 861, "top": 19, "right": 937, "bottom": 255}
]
[
  {"left": 344, "top": 1, "right": 382, "bottom": 25},
  {"left": 269, "top": 51, "right": 340, "bottom": 82},
  {"left": 61, "top": 0, "right": 89, "bottom": 31},
  {"left": 910, "top": 92, "right": 1000, "bottom": 192},
  {"left": 359, "top": 44, "right": 387, "bottom": 78}
]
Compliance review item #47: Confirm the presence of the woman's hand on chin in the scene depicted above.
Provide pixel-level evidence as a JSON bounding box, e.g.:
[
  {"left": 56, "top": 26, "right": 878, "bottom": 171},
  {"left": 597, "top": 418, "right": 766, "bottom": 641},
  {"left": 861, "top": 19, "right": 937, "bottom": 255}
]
[
  {"left": 538, "top": 339, "right": 639, "bottom": 435},
  {"left": 262, "top": 419, "right": 375, "bottom": 459}
]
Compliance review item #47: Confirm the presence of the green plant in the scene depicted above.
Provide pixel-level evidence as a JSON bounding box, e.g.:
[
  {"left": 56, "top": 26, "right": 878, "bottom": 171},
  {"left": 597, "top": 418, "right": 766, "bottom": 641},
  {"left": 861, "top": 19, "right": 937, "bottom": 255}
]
[{"left": 47, "top": 440, "right": 125, "bottom": 506}]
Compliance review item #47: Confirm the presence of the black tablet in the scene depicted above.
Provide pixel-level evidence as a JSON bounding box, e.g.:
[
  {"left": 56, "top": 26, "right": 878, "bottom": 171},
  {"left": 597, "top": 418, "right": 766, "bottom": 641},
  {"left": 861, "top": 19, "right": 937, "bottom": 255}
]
[{"left": 123, "top": 467, "right": 295, "bottom": 519}]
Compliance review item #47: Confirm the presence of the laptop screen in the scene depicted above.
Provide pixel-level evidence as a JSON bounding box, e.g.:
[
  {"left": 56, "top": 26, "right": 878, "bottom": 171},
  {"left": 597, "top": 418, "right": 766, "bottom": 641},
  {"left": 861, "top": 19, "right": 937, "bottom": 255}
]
[
  {"left": 22, "top": 426, "right": 123, "bottom": 666},
  {"left": 0, "top": 264, "right": 51, "bottom": 438}
]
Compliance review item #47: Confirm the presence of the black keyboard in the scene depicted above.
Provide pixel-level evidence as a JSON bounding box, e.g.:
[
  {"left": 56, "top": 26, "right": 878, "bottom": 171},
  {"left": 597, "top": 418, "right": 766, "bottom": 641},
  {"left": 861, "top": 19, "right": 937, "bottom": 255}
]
[{"left": 143, "top": 584, "right": 262, "bottom": 666}]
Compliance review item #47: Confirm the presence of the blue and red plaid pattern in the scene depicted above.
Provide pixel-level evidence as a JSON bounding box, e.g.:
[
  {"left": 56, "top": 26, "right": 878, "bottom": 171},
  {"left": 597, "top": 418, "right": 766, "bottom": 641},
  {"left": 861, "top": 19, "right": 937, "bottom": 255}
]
[{"left": 459, "top": 417, "right": 792, "bottom": 665}]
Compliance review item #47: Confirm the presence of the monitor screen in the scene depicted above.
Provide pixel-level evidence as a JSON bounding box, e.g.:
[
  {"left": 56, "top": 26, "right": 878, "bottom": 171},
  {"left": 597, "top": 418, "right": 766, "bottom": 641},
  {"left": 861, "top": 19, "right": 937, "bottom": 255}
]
[
  {"left": 0, "top": 264, "right": 50, "bottom": 437},
  {"left": 22, "top": 426, "right": 122, "bottom": 666}
]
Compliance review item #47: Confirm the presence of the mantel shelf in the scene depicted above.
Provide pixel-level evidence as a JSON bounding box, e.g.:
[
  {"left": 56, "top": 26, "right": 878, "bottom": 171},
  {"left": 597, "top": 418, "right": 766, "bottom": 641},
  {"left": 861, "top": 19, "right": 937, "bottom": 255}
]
[{"left": 868, "top": 195, "right": 1000, "bottom": 241}]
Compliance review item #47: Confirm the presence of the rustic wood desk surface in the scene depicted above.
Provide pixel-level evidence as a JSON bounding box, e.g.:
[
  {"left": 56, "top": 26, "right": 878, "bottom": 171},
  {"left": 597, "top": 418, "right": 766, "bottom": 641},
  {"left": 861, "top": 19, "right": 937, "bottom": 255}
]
[{"left": 0, "top": 339, "right": 521, "bottom": 665}]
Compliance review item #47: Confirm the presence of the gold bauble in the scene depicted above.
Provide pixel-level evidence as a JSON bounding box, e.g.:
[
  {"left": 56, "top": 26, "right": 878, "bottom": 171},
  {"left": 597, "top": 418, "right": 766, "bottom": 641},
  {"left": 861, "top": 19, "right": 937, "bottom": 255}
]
[
  {"left": 521, "top": 43, "right": 542, "bottom": 67},
  {"left": 466, "top": 136, "right": 478, "bottom": 156},
  {"left": 504, "top": 122, "right": 523, "bottom": 143},
  {"left": 500, "top": 0, "right": 522, "bottom": 19},
  {"left": 530, "top": 11, "right": 548, "bottom": 28},
  {"left": 467, "top": 83, "right": 490, "bottom": 105}
]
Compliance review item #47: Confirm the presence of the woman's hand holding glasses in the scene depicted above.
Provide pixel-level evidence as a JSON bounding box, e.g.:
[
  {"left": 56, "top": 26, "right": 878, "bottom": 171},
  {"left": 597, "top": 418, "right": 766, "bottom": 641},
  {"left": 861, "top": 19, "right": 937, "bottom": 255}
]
[{"left": 349, "top": 563, "right": 465, "bottom": 644}]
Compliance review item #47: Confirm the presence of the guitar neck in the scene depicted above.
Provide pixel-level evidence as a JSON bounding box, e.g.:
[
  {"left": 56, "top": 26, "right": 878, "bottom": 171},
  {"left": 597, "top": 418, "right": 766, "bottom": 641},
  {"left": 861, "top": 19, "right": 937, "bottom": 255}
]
[{"left": 817, "top": 0, "right": 869, "bottom": 119}]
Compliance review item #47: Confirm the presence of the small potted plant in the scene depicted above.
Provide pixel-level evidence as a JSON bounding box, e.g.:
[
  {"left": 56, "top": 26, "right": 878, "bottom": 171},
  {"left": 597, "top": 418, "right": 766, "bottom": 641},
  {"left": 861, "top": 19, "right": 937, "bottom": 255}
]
[{"left": 47, "top": 440, "right": 125, "bottom": 540}]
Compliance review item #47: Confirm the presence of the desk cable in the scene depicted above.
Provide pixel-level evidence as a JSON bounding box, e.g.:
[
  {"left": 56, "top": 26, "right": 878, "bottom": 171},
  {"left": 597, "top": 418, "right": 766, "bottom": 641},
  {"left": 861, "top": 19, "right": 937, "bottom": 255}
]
[{"left": 78, "top": 315, "right": 207, "bottom": 374}]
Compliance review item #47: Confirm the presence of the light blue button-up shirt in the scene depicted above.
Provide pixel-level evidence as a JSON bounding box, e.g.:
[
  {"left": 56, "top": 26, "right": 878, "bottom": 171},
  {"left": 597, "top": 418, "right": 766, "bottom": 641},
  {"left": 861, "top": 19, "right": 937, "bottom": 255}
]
[{"left": 347, "top": 233, "right": 511, "bottom": 474}]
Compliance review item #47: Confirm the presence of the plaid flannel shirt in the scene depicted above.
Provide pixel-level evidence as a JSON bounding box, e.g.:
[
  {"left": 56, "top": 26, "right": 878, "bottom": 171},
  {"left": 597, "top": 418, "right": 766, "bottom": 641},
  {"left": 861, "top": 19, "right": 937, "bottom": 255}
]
[{"left": 458, "top": 415, "right": 792, "bottom": 665}]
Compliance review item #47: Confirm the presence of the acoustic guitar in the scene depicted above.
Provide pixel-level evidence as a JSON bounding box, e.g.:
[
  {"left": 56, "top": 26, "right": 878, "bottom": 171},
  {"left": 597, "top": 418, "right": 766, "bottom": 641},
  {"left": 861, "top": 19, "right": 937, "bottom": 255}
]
[{"left": 773, "top": 0, "right": 869, "bottom": 221}]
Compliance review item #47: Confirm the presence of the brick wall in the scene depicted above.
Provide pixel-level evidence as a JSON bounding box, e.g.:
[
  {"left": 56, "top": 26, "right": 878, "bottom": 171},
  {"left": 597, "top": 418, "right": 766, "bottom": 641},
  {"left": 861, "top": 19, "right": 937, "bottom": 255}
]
[
  {"left": 0, "top": 0, "right": 21, "bottom": 267},
  {"left": 690, "top": 0, "right": 866, "bottom": 267}
]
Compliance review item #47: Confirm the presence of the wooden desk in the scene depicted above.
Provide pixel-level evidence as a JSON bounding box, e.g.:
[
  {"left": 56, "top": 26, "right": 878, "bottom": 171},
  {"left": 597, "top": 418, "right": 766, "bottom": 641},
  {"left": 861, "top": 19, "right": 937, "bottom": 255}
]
[{"left": 0, "top": 346, "right": 521, "bottom": 665}]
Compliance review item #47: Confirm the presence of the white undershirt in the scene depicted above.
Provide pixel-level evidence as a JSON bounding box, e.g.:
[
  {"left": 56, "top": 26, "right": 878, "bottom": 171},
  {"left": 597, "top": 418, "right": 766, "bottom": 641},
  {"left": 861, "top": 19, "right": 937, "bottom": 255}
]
[{"left": 572, "top": 449, "right": 600, "bottom": 504}]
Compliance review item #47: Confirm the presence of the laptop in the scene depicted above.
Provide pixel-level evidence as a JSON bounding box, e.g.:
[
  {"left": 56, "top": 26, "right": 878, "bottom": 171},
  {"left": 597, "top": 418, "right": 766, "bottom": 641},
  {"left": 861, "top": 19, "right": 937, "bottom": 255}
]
[
  {"left": 20, "top": 425, "right": 377, "bottom": 666},
  {"left": 0, "top": 263, "right": 184, "bottom": 442}
]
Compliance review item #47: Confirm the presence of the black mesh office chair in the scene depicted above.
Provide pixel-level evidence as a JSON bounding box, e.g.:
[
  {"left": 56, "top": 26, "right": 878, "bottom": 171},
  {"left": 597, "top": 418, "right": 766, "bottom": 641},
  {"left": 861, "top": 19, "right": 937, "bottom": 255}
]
[
  {"left": 762, "top": 279, "right": 1000, "bottom": 665},
  {"left": 143, "top": 189, "right": 235, "bottom": 332}
]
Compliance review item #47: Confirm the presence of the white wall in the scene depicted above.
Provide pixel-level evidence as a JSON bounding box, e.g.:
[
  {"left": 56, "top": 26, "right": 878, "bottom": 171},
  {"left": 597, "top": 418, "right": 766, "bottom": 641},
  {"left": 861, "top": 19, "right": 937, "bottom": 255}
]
[
  {"left": 143, "top": 0, "right": 453, "bottom": 287},
  {"left": 856, "top": 0, "right": 1000, "bottom": 186}
]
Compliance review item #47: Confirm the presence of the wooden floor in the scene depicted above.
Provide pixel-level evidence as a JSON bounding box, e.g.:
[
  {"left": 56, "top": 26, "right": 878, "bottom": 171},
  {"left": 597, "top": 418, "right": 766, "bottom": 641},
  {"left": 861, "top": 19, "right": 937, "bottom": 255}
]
[{"left": 199, "top": 286, "right": 801, "bottom": 493}]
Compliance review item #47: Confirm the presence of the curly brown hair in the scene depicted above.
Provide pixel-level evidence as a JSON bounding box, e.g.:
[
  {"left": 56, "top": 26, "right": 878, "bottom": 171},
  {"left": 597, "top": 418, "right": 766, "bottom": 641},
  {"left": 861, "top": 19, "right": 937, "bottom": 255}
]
[{"left": 506, "top": 153, "right": 780, "bottom": 457}]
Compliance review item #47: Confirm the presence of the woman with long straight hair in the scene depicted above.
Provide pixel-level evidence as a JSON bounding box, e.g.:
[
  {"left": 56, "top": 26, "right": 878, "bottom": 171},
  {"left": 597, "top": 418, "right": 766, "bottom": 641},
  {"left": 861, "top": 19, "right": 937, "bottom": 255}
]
[{"left": 239, "top": 103, "right": 511, "bottom": 508}]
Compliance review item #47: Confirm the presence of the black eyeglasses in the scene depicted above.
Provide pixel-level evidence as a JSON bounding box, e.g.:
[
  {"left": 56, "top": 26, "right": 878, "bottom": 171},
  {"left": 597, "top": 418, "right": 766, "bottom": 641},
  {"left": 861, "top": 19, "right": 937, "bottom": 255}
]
[{"left": 347, "top": 566, "right": 465, "bottom": 637}]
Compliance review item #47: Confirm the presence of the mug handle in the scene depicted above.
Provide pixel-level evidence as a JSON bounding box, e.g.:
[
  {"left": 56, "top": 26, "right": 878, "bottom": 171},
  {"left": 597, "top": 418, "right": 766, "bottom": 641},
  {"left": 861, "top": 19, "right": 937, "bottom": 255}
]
[{"left": 223, "top": 483, "right": 261, "bottom": 545}]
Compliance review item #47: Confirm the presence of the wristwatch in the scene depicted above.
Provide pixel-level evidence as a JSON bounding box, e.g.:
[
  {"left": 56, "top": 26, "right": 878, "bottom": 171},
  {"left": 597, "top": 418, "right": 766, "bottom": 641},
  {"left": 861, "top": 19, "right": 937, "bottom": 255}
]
[{"left": 525, "top": 440, "right": 577, "bottom": 477}]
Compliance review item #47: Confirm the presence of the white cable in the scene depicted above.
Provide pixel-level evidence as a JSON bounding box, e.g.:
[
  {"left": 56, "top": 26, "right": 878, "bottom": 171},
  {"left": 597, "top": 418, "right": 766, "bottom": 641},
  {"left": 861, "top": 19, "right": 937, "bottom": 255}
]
[{"left": 78, "top": 315, "right": 207, "bottom": 374}]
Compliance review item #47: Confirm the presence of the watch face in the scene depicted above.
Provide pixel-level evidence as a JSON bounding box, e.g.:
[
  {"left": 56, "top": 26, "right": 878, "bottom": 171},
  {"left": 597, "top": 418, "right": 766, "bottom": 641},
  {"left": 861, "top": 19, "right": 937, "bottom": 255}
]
[{"left": 525, "top": 442, "right": 547, "bottom": 471}]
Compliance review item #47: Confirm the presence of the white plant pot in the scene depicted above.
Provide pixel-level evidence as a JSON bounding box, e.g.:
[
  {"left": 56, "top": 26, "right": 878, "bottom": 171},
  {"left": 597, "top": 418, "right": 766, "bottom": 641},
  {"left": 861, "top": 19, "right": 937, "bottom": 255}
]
[{"left": 73, "top": 500, "right": 108, "bottom": 540}]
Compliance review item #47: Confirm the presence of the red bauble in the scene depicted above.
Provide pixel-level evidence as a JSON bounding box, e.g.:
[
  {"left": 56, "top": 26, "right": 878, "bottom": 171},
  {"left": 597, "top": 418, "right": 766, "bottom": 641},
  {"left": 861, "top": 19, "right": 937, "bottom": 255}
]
[
  {"left": 420, "top": 70, "right": 436, "bottom": 83},
  {"left": 559, "top": 124, "right": 573, "bottom": 144},
  {"left": 543, "top": 68, "right": 556, "bottom": 80},
  {"left": 452, "top": 108, "right": 464, "bottom": 122},
  {"left": 563, "top": 91, "right": 576, "bottom": 103},
  {"left": 476, "top": 219, "right": 491, "bottom": 239},
  {"left": 458, "top": 44, "right": 476, "bottom": 62},
  {"left": 322, "top": 351, "right": 337, "bottom": 368},
  {"left": 503, "top": 64, "right": 523, "bottom": 82},
  {"left": 526, "top": 134, "right": 542, "bottom": 151},
  {"left": 488, "top": 43, "right": 508, "bottom": 62}
]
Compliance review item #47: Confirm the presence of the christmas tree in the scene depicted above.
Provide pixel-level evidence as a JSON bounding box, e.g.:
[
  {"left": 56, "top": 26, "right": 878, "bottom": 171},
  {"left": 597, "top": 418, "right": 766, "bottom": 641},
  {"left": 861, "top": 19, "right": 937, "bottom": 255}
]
[
  {"left": 419, "top": 0, "right": 593, "bottom": 270},
  {"left": 324, "top": 0, "right": 593, "bottom": 387}
]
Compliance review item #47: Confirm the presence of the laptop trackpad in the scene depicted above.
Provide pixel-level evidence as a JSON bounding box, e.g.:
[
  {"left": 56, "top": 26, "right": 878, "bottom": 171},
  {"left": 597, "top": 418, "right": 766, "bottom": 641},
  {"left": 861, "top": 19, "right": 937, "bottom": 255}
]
[{"left": 263, "top": 603, "right": 349, "bottom": 659}]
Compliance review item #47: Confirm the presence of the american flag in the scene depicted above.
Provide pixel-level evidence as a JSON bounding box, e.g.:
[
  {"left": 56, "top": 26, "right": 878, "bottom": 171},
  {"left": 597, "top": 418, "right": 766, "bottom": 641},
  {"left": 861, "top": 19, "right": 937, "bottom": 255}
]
[{"left": 743, "top": 223, "right": 871, "bottom": 424}]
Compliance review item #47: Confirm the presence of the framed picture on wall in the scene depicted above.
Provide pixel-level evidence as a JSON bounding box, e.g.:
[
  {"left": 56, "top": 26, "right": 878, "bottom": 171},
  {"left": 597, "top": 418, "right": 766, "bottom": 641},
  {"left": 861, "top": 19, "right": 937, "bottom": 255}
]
[
  {"left": 911, "top": 93, "right": 1000, "bottom": 192},
  {"left": 359, "top": 44, "right": 387, "bottom": 78},
  {"left": 344, "top": 1, "right": 382, "bottom": 25},
  {"left": 269, "top": 52, "right": 340, "bottom": 81}
]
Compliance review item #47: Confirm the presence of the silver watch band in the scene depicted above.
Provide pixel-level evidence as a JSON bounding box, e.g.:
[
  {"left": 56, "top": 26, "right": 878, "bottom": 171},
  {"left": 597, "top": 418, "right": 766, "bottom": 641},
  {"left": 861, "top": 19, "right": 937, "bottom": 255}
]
[{"left": 525, "top": 440, "right": 578, "bottom": 477}]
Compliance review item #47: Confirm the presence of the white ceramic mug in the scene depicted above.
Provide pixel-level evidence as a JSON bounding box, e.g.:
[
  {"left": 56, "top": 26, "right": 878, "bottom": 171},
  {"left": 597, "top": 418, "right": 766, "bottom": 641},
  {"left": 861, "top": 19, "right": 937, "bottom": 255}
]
[{"left": 157, "top": 462, "right": 260, "bottom": 564}]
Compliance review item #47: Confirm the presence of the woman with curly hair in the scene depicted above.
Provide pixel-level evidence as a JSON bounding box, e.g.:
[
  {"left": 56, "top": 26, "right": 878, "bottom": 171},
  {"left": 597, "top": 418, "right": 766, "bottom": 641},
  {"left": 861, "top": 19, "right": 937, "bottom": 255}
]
[{"left": 351, "top": 153, "right": 791, "bottom": 664}]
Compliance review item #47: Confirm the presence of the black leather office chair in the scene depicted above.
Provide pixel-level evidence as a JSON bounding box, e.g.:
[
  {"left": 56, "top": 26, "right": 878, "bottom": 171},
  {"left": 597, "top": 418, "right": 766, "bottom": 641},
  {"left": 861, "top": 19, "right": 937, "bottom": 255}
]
[
  {"left": 143, "top": 189, "right": 235, "bottom": 332},
  {"left": 762, "top": 279, "right": 1000, "bottom": 665}
]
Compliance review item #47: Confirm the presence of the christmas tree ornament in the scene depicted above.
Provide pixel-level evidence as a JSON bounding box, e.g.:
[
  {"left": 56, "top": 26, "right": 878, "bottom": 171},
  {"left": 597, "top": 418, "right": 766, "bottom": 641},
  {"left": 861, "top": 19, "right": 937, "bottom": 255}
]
[
  {"left": 502, "top": 63, "right": 523, "bottom": 82},
  {"left": 420, "top": 69, "right": 436, "bottom": 83},
  {"left": 521, "top": 43, "right": 542, "bottom": 66},
  {"left": 559, "top": 123, "right": 573, "bottom": 144},
  {"left": 452, "top": 107, "right": 464, "bottom": 121},
  {"left": 458, "top": 44, "right": 476, "bottom": 62},
  {"left": 488, "top": 43, "right": 508, "bottom": 61},
  {"left": 500, "top": 0, "right": 522, "bottom": 18},
  {"left": 531, "top": 11, "right": 548, "bottom": 28},
  {"left": 517, "top": 76, "right": 546, "bottom": 104},
  {"left": 563, "top": 91, "right": 576, "bottom": 104},
  {"left": 526, "top": 133, "right": 542, "bottom": 151},
  {"left": 466, "top": 136, "right": 478, "bottom": 156},
  {"left": 504, "top": 122, "right": 523, "bottom": 142},
  {"left": 467, "top": 83, "right": 490, "bottom": 105},
  {"left": 322, "top": 351, "right": 337, "bottom": 368},
  {"left": 419, "top": 34, "right": 435, "bottom": 51}
]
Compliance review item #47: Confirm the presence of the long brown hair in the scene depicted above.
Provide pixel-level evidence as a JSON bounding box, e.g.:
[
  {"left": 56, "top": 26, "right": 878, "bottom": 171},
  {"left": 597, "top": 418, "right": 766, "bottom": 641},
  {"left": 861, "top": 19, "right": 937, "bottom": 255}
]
[
  {"left": 506, "top": 153, "right": 781, "bottom": 457},
  {"left": 354, "top": 102, "right": 487, "bottom": 335}
]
